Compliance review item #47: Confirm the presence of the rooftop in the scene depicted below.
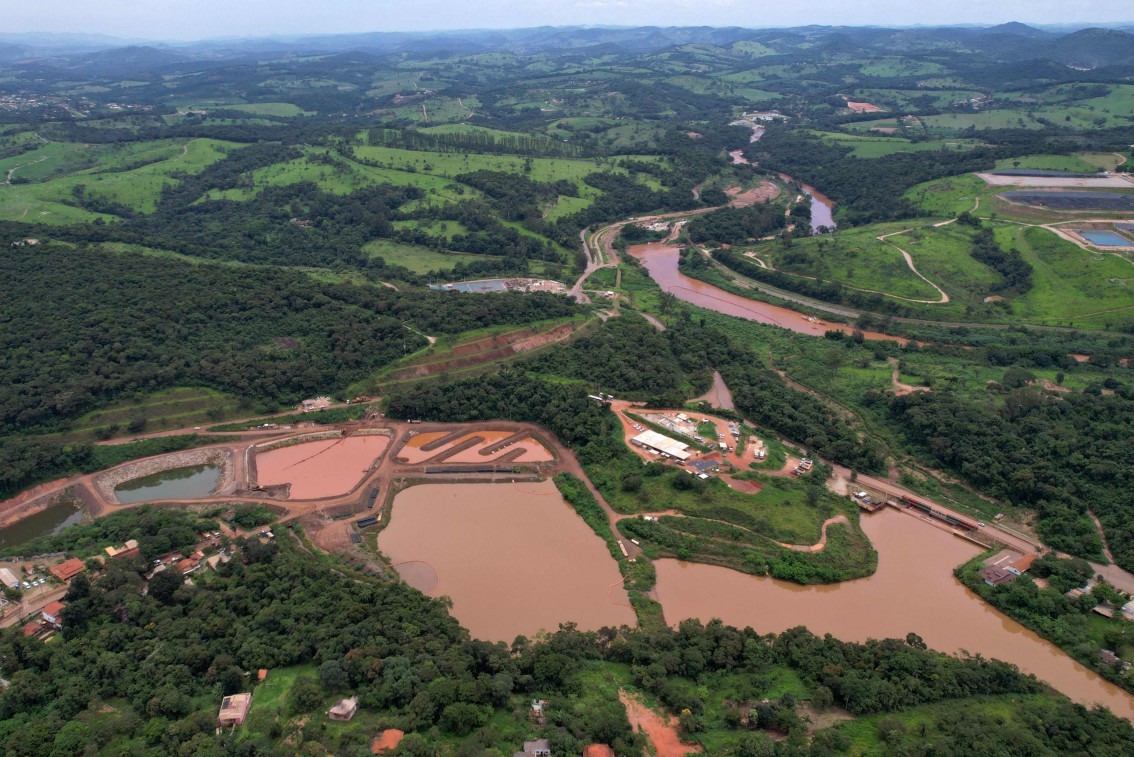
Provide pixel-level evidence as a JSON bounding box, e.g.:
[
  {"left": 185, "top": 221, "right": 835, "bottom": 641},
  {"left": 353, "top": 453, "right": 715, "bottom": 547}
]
[
  {"left": 631, "top": 429, "right": 693, "bottom": 461},
  {"left": 218, "top": 692, "right": 252, "bottom": 725},
  {"left": 49, "top": 558, "right": 86, "bottom": 581}
]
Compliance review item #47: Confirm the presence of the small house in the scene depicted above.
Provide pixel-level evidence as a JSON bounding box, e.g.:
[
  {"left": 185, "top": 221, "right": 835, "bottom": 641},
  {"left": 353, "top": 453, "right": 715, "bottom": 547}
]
[
  {"left": 105, "top": 539, "right": 140, "bottom": 560},
  {"left": 41, "top": 600, "right": 66, "bottom": 628},
  {"left": 1094, "top": 601, "right": 1117, "bottom": 619},
  {"left": 515, "top": 739, "right": 551, "bottom": 757},
  {"left": 979, "top": 565, "right": 1018, "bottom": 587},
  {"left": 328, "top": 696, "right": 359, "bottom": 722},
  {"left": 529, "top": 698, "right": 549, "bottom": 724},
  {"left": 218, "top": 693, "right": 252, "bottom": 727},
  {"left": 21, "top": 621, "right": 41, "bottom": 638}
]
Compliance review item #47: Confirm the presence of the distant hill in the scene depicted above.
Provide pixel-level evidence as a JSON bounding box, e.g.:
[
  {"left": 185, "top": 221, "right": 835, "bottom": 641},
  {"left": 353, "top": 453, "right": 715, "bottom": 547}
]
[
  {"left": 1043, "top": 28, "right": 1134, "bottom": 68},
  {"left": 977, "top": 22, "right": 1053, "bottom": 39}
]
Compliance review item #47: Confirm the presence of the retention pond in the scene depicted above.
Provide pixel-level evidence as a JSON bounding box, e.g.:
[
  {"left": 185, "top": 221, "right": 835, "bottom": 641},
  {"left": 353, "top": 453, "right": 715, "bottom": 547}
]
[
  {"left": 0, "top": 500, "right": 84, "bottom": 548},
  {"left": 115, "top": 464, "right": 221, "bottom": 505},
  {"left": 378, "top": 480, "right": 635, "bottom": 642},
  {"left": 256, "top": 435, "right": 388, "bottom": 500},
  {"left": 655, "top": 508, "right": 1134, "bottom": 719}
]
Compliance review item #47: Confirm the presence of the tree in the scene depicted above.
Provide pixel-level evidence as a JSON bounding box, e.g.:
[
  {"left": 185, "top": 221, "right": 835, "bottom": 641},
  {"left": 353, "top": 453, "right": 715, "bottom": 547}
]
[
  {"left": 288, "top": 676, "right": 323, "bottom": 716},
  {"left": 318, "top": 660, "right": 349, "bottom": 693},
  {"left": 439, "top": 702, "right": 487, "bottom": 735},
  {"left": 148, "top": 568, "right": 183, "bottom": 605}
]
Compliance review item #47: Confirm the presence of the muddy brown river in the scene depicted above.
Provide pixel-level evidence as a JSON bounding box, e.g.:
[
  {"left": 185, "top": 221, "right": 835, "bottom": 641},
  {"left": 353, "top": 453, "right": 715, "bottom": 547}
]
[
  {"left": 655, "top": 508, "right": 1134, "bottom": 718},
  {"left": 628, "top": 243, "right": 900, "bottom": 340},
  {"left": 378, "top": 480, "right": 636, "bottom": 642}
]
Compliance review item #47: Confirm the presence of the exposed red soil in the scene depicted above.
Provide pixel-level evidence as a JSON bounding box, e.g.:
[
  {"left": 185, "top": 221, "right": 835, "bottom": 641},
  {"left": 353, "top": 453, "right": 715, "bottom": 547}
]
[
  {"left": 384, "top": 324, "right": 576, "bottom": 381},
  {"left": 619, "top": 690, "right": 701, "bottom": 757},
  {"left": 726, "top": 181, "right": 780, "bottom": 208}
]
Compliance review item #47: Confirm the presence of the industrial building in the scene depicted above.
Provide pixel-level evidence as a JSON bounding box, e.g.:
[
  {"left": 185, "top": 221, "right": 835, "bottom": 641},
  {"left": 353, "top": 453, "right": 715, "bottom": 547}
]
[{"left": 630, "top": 430, "right": 693, "bottom": 461}]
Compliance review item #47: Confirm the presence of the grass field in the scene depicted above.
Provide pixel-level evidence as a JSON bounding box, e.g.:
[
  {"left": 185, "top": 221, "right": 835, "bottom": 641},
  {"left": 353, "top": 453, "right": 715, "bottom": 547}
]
[
  {"left": 809, "top": 130, "right": 982, "bottom": 159},
  {"left": 204, "top": 148, "right": 474, "bottom": 205},
  {"left": 48, "top": 387, "right": 251, "bottom": 442},
  {"left": 905, "top": 173, "right": 992, "bottom": 217},
  {"left": 362, "top": 238, "right": 495, "bottom": 274},
  {"left": 1009, "top": 226, "right": 1134, "bottom": 328},
  {"left": 222, "top": 102, "right": 313, "bottom": 117},
  {"left": 0, "top": 138, "right": 237, "bottom": 221},
  {"left": 755, "top": 223, "right": 942, "bottom": 301},
  {"left": 993, "top": 154, "right": 1107, "bottom": 173},
  {"left": 351, "top": 144, "right": 655, "bottom": 193}
]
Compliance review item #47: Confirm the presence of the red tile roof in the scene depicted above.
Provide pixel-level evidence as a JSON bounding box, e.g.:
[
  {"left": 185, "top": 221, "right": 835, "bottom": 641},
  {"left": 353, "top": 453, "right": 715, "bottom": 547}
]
[
  {"left": 21, "top": 622, "right": 40, "bottom": 637},
  {"left": 42, "top": 601, "right": 66, "bottom": 618},
  {"left": 49, "top": 558, "right": 85, "bottom": 581}
]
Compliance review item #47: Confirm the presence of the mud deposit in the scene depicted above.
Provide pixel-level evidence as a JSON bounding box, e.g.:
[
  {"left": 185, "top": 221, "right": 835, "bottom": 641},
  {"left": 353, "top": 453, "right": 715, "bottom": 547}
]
[
  {"left": 379, "top": 480, "right": 635, "bottom": 641},
  {"left": 256, "top": 435, "right": 389, "bottom": 499}
]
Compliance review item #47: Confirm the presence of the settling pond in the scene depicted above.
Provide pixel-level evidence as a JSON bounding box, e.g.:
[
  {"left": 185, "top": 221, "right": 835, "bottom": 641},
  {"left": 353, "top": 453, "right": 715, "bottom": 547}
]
[
  {"left": 655, "top": 507, "right": 1134, "bottom": 719},
  {"left": 378, "top": 480, "right": 635, "bottom": 642},
  {"left": 0, "top": 500, "right": 84, "bottom": 548},
  {"left": 115, "top": 464, "right": 221, "bottom": 504},
  {"left": 256, "top": 435, "right": 389, "bottom": 499}
]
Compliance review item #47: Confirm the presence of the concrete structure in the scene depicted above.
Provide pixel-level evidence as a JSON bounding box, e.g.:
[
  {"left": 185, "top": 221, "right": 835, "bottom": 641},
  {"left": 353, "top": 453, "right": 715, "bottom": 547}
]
[
  {"left": 630, "top": 430, "right": 693, "bottom": 462},
  {"left": 328, "top": 696, "right": 359, "bottom": 722},
  {"left": 218, "top": 693, "right": 252, "bottom": 727},
  {"left": 49, "top": 558, "right": 86, "bottom": 581}
]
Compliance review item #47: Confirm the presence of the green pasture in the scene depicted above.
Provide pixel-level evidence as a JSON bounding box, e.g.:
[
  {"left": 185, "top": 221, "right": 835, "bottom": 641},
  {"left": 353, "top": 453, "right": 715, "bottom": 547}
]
[
  {"left": 222, "top": 102, "right": 313, "bottom": 117},
  {"left": 0, "top": 138, "right": 236, "bottom": 220},
  {"left": 57, "top": 386, "right": 248, "bottom": 441},
  {"left": 362, "top": 238, "right": 496, "bottom": 274},
  {"left": 755, "top": 222, "right": 941, "bottom": 301},
  {"left": 1009, "top": 226, "right": 1134, "bottom": 328},
  {"left": 809, "top": 130, "right": 982, "bottom": 158}
]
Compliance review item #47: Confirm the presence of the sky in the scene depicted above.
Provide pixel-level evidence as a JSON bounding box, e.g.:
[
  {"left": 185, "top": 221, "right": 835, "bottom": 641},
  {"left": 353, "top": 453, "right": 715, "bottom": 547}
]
[{"left": 5, "top": 0, "right": 1133, "bottom": 42}]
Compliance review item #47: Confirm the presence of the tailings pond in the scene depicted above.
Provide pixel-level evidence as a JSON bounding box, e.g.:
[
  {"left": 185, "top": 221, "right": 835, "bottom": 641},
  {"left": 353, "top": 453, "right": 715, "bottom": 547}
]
[
  {"left": 655, "top": 508, "right": 1134, "bottom": 719},
  {"left": 0, "top": 501, "right": 84, "bottom": 548},
  {"left": 378, "top": 480, "right": 635, "bottom": 642},
  {"left": 256, "top": 435, "right": 388, "bottom": 500},
  {"left": 115, "top": 464, "right": 221, "bottom": 505}
]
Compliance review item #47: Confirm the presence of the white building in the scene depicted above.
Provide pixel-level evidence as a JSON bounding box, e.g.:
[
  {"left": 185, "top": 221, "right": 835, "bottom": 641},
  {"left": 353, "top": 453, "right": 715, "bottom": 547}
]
[{"left": 631, "top": 430, "right": 693, "bottom": 461}]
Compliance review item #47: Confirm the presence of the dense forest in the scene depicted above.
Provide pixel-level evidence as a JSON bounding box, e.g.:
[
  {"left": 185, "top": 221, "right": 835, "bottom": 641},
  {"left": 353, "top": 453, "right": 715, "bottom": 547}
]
[
  {"left": 878, "top": 385, "right": 1134, "bottom": 565},
  {"left": 0, "top": 245, "right": 577, "bottom": 436}
]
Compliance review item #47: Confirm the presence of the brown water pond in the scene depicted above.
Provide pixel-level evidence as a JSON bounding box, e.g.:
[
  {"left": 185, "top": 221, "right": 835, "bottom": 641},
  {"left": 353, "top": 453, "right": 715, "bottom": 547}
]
[
  {"left": 398, "top": 431, "right": 551, "bottom": 465},
  {"left": 256, "top": 435, "right": 388, "bottom": 499},
  {"left": 655, "top": 508, "right": 1134, "bottom": 719},
  {"left": 378, "top": 480, "right": 636, "bottom": 642}
]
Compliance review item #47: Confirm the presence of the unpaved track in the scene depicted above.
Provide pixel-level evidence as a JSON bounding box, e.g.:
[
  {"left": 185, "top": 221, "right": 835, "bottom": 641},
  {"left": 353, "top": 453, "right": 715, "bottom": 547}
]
[{"left": 874, "top": 229, "right": 950, "bottom": 304}]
